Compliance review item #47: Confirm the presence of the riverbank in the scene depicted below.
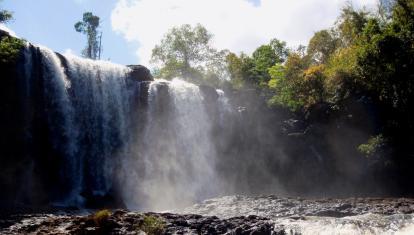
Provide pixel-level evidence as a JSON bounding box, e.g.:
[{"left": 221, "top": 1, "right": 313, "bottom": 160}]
[{"left": 2, "top": 196, "right": 414, "bottom": 234}]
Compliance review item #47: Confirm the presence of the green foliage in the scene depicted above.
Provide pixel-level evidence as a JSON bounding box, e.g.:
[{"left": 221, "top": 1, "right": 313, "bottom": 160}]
[
  {"left": 267, "top": 51, "right": 313, "bottom": 111},
  {"left": 336, "top": 4, "right": 370, "bottom": 46},
  {"left": 358, "top": 135, "right": 386, "bottom": 157},
  {"left": 356, "top": 0, "right": 414, "bottom": 111},
  {"left": 0, "top": 37, "right": 24, "bottom": 64},
  {"left": 267, "top": 63, "right": 304, "bottom": 111},
  {"left": 324, "top": 45, "right": 359, "bottom": 101},
  {"left": 74, "top": 12, "right": 101, "bottom": 59},
  {"left": 151, "top": 24, "right": 228, "bottom": 86},
  {"left": 225, "top": 38, "right": 288, "bottom": 89},
  {"left": 0, "top": 0, "right": 13, "bottom": 23},
  {"left": 92, "top": 209, "right": 111, "bottom": 227},
  {"left": 0, "top": 10, "right": 12, "bottom": 23},
  {"left": 226, "top": 52, "right": 246, "bottom": 89},
  {"left": 136, "top": 215, "right": 165, "bottom": 235},
  {"left": 254, "top": 1, "right": 414, "bottom": 118},
  {"left": 307, "top": 30, "right": 339, "bottom": 64}
]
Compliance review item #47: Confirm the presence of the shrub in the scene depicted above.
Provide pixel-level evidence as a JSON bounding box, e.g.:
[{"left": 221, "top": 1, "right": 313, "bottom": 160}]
[
  {"left": 136, "top": 215, "right": 166, "bottom": 235},
  {"left": 0, "top": 36, "right": 24, "bottom": 64},
  {"left": 358, "top": 134, "right": 385, "bottom": 157},
  {"left": 92, "top": 209, "right": 111, "bottom": 227}
]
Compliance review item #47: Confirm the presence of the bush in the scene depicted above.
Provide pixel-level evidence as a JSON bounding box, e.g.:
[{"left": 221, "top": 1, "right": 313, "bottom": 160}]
[
  {"left": 358, "top": 135, "right": 385, "bottom": 157},
  {"left": 136, "top": 215, "right": 166, "bottom": 235},
  {"left": 92, "top": 209, "right": 111, "bottom": 227},
  {"left": 0, "top": 36, "right": 24, "bottom": 64}
]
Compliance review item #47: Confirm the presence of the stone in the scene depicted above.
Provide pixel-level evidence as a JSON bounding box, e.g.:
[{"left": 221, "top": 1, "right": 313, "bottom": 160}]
[{"left": 127, "top": 65, "right": 153, "bottom": 81}]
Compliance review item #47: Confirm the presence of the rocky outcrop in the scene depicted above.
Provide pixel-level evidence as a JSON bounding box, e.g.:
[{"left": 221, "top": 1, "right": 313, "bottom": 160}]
[
  {"left": 127, "top": 65, "right": 153, "bottom": 81},
  {"left": 1, "top": 210, "right": 279, "bottom": 235},
  {"left": 2, "top": 196, "right": 414, "bottom": 234},
  {"left": 0, "top": 28, "right": 11, "bottom": 39}
]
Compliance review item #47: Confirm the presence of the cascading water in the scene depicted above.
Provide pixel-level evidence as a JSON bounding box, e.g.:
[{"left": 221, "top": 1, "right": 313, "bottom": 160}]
[
  {"left": 20, "top": 45, "right": 139, "bottom": 206},
  {"left": 62, "top": 53, "right": 133, "bottom": 205},
  {"left": 38, "top": 47, "right": 82, "bottom": 205},
  {"left": 18, "top": 44, "right": 229, "bottom": 209},
  {"left": 122, "top": 79, "right": 223, "bottom": 210}
]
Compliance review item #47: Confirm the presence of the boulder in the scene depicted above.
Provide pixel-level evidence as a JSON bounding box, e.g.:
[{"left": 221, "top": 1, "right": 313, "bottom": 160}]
[
  {"left": 127, "top": 65, "right": 153, "bottom": 81},
  {"left": 199, "top": 84, "right": 219, "bottom": 102}
]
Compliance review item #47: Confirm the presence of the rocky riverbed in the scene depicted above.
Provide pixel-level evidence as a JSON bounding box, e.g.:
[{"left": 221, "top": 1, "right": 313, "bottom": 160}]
[
  {"left": 0, "top": 210, "right": 277, "bottom": 234},
  {"left": 1, "top": 196, "right": 414, "bottom": 234}
]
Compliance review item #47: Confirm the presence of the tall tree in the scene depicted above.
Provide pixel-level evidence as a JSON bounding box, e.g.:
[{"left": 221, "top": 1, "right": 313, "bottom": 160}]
[
  {"left": 151, "top": 24, "right": 228, "bottom": 85},
  {"left": 336, "top": 4, "right": 369, "bottom": 46},
  {"left": 74, "top": 12, "right": 101, "bottom": 60},
  {"left": 307, "top": 30, "right": 339, "bottom": 64}
]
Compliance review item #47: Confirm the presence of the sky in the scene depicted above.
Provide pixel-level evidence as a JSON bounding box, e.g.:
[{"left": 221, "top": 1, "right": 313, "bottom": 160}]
[{"left": 2, "top": 0, "right": 377, "bottom": 66}]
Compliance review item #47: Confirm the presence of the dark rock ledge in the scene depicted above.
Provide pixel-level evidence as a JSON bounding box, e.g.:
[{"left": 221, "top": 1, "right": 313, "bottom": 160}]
[
  {"left": 127, "top": 65, "right": 154, "bottom": 82},
  {"left": 0, "top": 210, "right": 284, "bottom": 235}
]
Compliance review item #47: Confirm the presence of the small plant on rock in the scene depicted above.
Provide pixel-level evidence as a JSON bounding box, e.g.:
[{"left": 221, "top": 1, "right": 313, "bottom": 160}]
[
  {"left": 92, "top": 209, "right": 111, "bottom": 227},
  {"left": 136, "top": 215, "right": 166, "bottom": 235},
  {"left": 358, "top": 134, "right": 386, "bottom": 157}
]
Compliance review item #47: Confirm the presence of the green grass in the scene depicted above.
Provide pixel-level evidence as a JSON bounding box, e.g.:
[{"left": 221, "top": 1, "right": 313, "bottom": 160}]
[{"left": 136, "top": 215, "right": 166, "bottom": 235}]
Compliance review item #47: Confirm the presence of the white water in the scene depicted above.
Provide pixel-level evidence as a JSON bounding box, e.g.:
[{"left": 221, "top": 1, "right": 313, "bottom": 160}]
[
  {"left": 24, "top": 46, "right": 134, "bottom": 205},
  {"left": 179, "top": 195, "right": 414, "bottom": 235},
  {"left": 122, "top": 78, "right": 223, "bottom": 211},
  {"left": 63, "top": 53, "right": 132, "bottom": 202},
  {"left": 274, "top": 214, "right": 414, "bottom": 235},
  {"left": 23, "top": 45, "right": 229, "bottom": 209}
]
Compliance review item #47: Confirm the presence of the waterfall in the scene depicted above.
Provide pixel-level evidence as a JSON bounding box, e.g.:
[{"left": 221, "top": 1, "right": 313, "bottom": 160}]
[
  {"left": 15, "top": 44, "right": 230, "bottom": 209},
  {"left": 19, "top": 45, "right": 138, "bottom": 206},
  {"left": 122, "top": 79, "right": 223, "bottom": 211},
  {"left": 63, "top": 53, "right": 133, "bottom": 204},
  {"left": 39, "top": 47, "right": 80, "bottom": 204}
]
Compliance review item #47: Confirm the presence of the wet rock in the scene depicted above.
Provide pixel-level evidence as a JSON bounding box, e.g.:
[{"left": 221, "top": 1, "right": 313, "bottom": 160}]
[
  {"left": 2, "top": 196, "right": 414, "bottom": 234},
  {"left": 199, "top": 84, "right": 219, "bottom": 101},
  {"left": 1, "top": 211, "right": 276, "bottom": 235},
  {"left": 127, "top": 65, "right": 153, "bottom": 82}
]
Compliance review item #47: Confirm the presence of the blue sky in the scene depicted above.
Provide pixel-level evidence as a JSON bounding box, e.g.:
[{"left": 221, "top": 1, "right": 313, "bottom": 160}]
[
  {"left": 2, "top": 0, "right": 137, "bottom": 65},
  {"left": 2, "top": 0, "right": 375, "bottom": 66}
]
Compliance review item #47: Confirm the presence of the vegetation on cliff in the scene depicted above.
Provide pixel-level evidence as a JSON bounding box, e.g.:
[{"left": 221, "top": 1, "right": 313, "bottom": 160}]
[{"left": 0, "top": 36, "right": 24, "bottom": 64}]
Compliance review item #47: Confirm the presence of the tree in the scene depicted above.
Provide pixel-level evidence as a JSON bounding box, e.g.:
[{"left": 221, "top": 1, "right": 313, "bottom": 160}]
[
  {"left": 74, "top": 12, "right": 101, "bottom": 60},
  {"left": 226, "top": 52, "right": 247, "bottom": 89},
  {"left": 267, "top": 50, "right": 313, "bottom": 111},
  {"left": 357, "top": 0, "right": 414, "bottom": 111},
  {"left": 377, "top": 0, "right": 396, "bottom": 21},
  {"left": 151, "top": 24, "right": 228, "bottom": 85},
  {"left": 225, "top": 38, "right": 289, "bottom": 89},
  {"left": 336, "top": 4, "right": 370, "bottom": 46},
  {"left": 0, "top": 0, "right": 13, "bottom": 23},
  {"left": 307, "top": 30, "right": 339, "bottom": 64}
]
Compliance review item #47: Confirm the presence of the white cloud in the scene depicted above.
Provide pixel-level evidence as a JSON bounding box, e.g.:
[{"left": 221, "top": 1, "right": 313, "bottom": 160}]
[{"left": 111, "top": 0, "right": 377, "bottom": 66}]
